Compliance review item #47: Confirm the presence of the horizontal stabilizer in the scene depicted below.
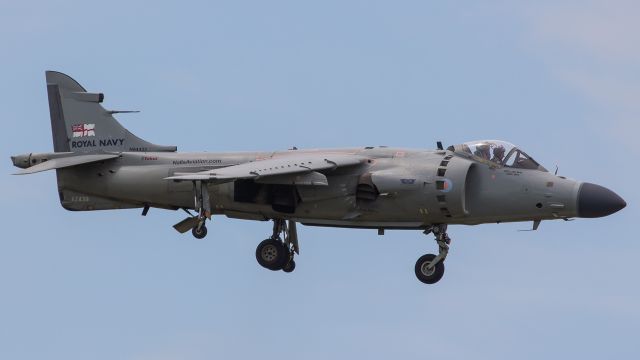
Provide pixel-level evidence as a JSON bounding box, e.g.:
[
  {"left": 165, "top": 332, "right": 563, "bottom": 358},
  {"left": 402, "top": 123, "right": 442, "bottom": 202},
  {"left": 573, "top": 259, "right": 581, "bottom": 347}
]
[{"left": 14, "top": 153, "right": 120, "bottom": 175}]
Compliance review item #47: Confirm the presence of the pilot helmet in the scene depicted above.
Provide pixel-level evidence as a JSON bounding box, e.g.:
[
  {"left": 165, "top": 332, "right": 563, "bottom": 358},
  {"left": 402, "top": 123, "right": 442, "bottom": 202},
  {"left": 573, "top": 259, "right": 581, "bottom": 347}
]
[
  {"left": 493, "top": 145, "right": 505, "bottom": 157},
  {"left": 476, "top": 143, "right": 490, "bottom": 154}
]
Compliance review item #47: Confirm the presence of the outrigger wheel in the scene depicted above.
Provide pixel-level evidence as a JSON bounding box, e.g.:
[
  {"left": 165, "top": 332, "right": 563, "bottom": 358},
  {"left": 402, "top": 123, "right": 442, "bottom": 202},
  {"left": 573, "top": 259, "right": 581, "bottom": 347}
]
[{"left": 192, "top": 224, "right": 207, "bottom": 239}]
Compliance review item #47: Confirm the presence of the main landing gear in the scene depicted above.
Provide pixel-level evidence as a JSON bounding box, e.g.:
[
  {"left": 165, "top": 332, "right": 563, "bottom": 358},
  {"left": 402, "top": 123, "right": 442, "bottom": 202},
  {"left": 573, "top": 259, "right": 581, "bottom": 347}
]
[
  {"left": 256, "top": 219, "right": 299, "bottom": 273},
  {"left": 415, "top": 224, "right": 450, "bottom": 284}
]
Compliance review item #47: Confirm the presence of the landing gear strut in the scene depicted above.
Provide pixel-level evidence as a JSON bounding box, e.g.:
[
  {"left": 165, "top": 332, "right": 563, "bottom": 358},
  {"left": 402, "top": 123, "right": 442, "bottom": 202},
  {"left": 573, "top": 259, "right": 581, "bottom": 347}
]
[
  {"left": 172, "top": 180, "right": 212, "bottom": 238},
  {"left": 256, "top": 219, "right": 299, "bottom": 272},
  {"left": 191, "top": 180, "right": 211, "bottom": 239},
  {"left": 415, "top": 224, "right": 450, "bottom": 284}
]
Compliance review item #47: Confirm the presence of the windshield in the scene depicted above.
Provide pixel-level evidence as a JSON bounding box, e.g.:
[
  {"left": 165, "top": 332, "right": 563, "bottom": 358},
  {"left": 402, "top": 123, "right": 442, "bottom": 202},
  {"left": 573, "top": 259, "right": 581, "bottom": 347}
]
[{"left": 447, "top": 140, "right": 547, "bottom": 171}]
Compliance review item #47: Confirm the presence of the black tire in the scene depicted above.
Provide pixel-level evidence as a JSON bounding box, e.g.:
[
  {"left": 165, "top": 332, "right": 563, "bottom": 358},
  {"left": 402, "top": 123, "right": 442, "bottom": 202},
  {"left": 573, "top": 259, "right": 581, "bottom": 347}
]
[
  {"left": 282, "top": 259, "right": 296, "bottom": 273},
  {"left": 192, "top": 225, "right": 207, "bottom": 239},
  {"left": 256, "top": 239, "right": 287, "bottom": 271},
  {"left": 414, "top": 254, "right": 445, "bottom": 284},
  {"left": 279, "top": 248, "right": 292, "bottom": 270}
]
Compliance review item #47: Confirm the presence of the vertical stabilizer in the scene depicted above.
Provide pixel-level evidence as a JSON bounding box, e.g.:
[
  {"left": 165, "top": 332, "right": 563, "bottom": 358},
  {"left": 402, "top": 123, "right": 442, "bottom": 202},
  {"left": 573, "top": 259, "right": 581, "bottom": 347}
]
[{"left": 45, "top": 71, "right": 177, "bottom": 153}]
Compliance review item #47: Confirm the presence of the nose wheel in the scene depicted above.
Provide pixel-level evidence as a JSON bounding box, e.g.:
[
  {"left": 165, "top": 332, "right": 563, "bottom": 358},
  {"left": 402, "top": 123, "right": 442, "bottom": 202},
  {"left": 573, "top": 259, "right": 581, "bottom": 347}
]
[
  {"left": 255, "top": 219, "right": 298, "bottom": 272},
  {"left": 415, "top": 224, "right": 450, "bottom": 284},
  {"left": 415, "top": 254, "right": 445, "bottom": 284}
]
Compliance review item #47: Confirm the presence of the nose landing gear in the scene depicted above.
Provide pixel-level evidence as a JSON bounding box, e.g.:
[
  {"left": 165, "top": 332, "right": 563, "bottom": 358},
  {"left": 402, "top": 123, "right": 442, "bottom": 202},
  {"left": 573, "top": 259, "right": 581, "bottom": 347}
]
[
  {"left": 256, "top": 219, "right": 298, "bottom": 272},
  {"left": 415, "top": 224, "right": 450, "bottom": 284}
]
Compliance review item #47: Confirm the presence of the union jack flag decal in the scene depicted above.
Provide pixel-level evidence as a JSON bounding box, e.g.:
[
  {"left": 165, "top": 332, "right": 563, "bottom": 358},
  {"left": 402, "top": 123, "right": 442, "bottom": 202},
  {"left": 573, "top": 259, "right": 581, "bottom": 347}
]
[{"left": 71, "top": 124, "right": 95, "bottom": 137}]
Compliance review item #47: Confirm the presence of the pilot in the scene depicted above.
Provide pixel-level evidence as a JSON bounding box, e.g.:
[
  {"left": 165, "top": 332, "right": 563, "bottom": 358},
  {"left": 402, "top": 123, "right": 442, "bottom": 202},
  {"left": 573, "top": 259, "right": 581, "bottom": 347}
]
[
  {"left": 491, "top": 145, "right": 506, "bottom": 164},
  {"left": 474, "top": 143, "right": 491, "bottom": 160}
]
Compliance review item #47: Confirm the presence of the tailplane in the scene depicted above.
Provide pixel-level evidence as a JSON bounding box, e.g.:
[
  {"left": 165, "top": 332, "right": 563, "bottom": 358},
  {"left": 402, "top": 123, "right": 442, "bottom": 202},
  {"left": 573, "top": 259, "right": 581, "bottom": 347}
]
[{"left": 46, "top": 71, "right": 176, "bottom": 153}]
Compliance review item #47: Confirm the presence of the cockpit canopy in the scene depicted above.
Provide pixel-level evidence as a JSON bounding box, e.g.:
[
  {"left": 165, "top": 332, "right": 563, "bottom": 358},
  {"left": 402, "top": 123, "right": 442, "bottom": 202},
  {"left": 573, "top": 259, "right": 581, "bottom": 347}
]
[{"left": 447, "top": 140, "right": 547, "bottom": 172}]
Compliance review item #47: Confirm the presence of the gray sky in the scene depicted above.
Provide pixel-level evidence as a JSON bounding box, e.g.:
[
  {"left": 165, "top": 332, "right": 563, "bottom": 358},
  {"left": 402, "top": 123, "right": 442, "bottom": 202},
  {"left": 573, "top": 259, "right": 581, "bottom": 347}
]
[{"left": 0, "top": 1, "right": 637, "bottom": 359}]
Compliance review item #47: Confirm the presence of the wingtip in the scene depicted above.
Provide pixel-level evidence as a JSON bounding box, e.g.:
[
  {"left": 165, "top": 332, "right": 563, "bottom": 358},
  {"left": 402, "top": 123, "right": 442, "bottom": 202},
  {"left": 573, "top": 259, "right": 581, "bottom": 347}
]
[{"left": 12, "top": 170, "right": 32, "bottom": 175}]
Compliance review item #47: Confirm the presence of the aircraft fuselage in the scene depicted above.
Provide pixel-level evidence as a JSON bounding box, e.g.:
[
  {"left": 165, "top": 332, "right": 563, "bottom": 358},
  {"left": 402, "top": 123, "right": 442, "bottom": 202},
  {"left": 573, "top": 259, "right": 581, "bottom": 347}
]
[{"left": 46, "top": 146, "right": 584, "bottom": 229}]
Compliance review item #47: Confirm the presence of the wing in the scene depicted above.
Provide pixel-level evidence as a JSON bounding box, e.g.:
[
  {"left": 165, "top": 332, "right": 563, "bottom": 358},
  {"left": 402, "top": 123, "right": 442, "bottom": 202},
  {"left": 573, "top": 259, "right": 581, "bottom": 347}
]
[{"left": 165, "top": 153, "right": 365, "bottom": 185}]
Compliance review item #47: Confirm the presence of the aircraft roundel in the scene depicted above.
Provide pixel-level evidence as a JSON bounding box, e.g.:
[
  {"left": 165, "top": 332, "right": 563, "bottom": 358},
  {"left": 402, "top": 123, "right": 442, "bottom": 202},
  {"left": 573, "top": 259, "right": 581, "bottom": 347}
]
[{"left": 440, "top": 178, "right": 453, "bottom": 193}]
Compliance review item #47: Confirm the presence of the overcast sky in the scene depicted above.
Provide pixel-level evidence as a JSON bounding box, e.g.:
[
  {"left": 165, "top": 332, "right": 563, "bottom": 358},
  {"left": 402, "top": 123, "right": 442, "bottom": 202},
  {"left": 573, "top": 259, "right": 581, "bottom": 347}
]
[{"left": 0, "top": 1, "right": 637, "bottom": 359}]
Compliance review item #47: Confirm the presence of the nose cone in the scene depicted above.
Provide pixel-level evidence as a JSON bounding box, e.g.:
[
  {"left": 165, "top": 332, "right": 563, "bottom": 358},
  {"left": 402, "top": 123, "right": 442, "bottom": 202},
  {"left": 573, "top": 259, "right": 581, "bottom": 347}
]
[{"left": 577, "top": 183, "right": 626, "bottom": 218}]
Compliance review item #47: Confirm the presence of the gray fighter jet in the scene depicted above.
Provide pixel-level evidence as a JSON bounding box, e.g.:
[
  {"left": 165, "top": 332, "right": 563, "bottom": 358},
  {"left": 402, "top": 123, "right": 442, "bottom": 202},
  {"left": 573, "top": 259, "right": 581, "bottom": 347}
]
[{"left": 11, "top": 71, "right": 626, "bottom": 284}]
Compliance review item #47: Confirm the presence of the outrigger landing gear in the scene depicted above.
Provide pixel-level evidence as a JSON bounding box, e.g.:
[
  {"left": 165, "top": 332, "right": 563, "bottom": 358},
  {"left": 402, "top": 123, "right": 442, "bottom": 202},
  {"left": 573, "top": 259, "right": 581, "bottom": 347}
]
[
  {"left": 415, "top": 224, "right": 450, "bottom": 284},
  {"left": 172, "top": 180, "right": 212, "bottom": 238},
  {"left": 191, "top": 180, "right": 211, "bottom": 239},
  {"left": 192, "top": 223, "right": 207, "bottom": 239},
  {"left": 256, "top": 219, "right": 299, "bottom": 272}
]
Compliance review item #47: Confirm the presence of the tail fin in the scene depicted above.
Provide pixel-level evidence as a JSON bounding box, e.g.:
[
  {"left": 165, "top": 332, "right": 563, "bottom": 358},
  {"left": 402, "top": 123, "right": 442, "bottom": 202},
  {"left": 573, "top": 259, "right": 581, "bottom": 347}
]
[{"left": 46, "top": 71, "right": 177, "bottom": 153}]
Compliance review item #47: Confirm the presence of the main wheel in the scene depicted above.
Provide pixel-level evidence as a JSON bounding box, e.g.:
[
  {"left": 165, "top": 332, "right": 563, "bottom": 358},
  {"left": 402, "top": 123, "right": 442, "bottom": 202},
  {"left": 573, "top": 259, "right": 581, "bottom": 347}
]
[
  {"left": 256, "top": 239, "right": 288, "bottom": 271},
  {"left": 415, "top": 254, "right": 445, "bottom": 284},
  {"left": 192, "top": 225, "right": 207, "bottom": 239},
  {"left": 282, "top": 259, "right": 296, "bottom": 273}
]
